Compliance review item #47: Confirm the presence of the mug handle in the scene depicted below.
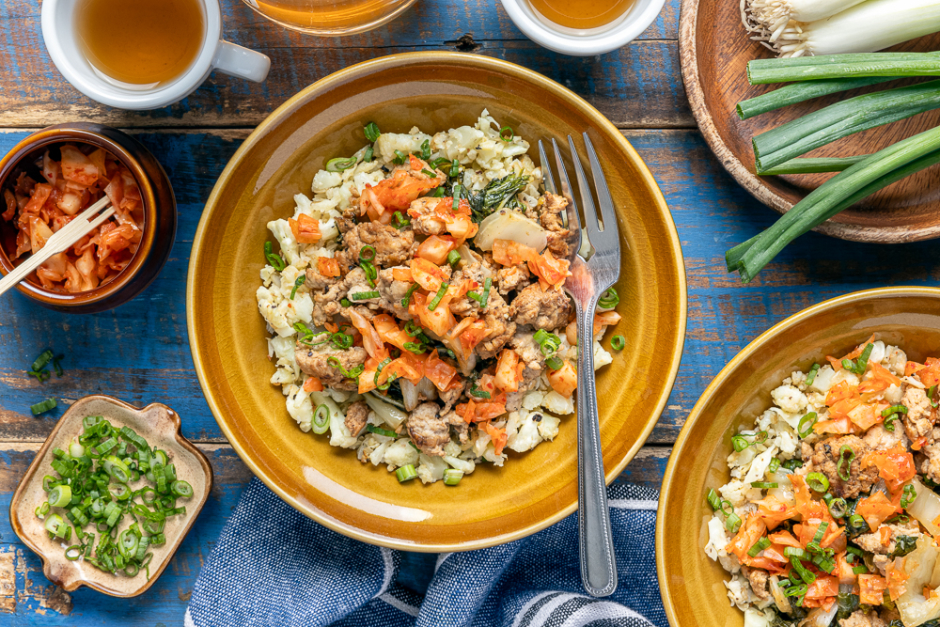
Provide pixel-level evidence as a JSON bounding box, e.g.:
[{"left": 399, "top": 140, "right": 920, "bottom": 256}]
[{"left": 213, "top": 41, "right": 271, "bottom": 83}]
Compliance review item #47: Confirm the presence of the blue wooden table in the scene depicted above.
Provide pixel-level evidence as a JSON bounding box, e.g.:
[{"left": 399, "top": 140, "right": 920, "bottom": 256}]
[{"left": 0, "top": 0, "right": 937, "bottom": 623}]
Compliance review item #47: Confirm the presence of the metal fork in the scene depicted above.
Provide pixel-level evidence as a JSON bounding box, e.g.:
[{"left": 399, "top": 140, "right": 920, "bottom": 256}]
[{"left": 539, "top": 134, "right": 619, "bottom": 598}]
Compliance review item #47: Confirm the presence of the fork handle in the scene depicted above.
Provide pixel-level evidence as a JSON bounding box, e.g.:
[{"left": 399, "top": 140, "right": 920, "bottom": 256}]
[{"left": 575, "top": 298, "right": 618, "bottom": 597}]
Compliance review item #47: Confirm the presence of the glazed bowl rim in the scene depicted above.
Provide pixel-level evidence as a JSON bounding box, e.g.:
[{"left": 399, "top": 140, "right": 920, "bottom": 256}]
[
  {"left": 187, "top": 50, "right": 687, "bottom": 551},
  {"left": 655, "top": 285, "right": 940, "bottom": 627}
]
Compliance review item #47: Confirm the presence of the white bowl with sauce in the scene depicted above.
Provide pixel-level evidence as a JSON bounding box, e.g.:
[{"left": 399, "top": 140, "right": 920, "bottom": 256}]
[{"left": 500, "top": 0, "right": 666, "bottom": 56}]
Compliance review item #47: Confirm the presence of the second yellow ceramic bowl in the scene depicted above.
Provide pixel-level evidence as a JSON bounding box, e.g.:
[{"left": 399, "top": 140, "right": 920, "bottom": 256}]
[
  {"left": 657, "top": 286, "right": 940, "bottom": 627},
  {"left": 188, "top": 52, "right": 686, "bottom": 551}
]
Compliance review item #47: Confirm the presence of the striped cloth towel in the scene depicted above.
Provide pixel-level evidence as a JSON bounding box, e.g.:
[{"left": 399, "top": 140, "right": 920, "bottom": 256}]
[{"left": 185, "top": 478, "right": 665, "bottom": 627}]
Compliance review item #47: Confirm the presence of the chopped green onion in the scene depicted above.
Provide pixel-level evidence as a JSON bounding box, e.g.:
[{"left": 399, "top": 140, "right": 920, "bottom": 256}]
[
  {"left": 751, "top": 482, "right": 778, "bottom": 489},
  {"left": 359, "top": 245, "right": 376, "bottom": 262},
  {"left": 499, "top": 126, "right": 514, "bottom": 142},
  {"left": 706, "top": 489, "right": 722, "bottom": 511},
  {"left": 798, "top": 412, "right": 817, "bottom": 438},
  {"left": 852, "top": 564, "right": 868, "bottom": 574},
  {"left": 48, "top": 485, "right": 72, "bottom": 507},
  {"left": 401, "top": 284, "right": 420, "bottom": 308},
  {"left": 782, "top": 458, "right": 804, "bottom": 471},
  {"left": 420, "top": 139, "right": 431, "bottom": 160},
  {"left": 327, "top": 357, "right": 364, "bottom": 379},
  {"left": 326, "top": 157, "right": 357, "bottom": 172},
  {"left": 44, "top": 513, "right": 66, "bottom": 537},
  {"left": 392, "top": 150, "right": 408, "bottom": 165},
  {"left": 467, "top": 278, "right": 492, "bottom": 309},
  {"left": 341, "top": 298, "right": 351, "bottom": 308},
  {"left": 837, "top": 445, "right": 855, "bottom": 482},
  {"left": 392, "top": 211, "right": 410, "bottom": 229},
  {"left": 447, "top": 250, "right": 461, "bottom": 268},
  {"left": 545, "top": 356, "right": 563, "bottom": 371},
  {"left": 290, "top": 275, "right": 305, "bottom": 300},
  {"left": 748, "top": 536, "right": 771, "bottom": 557},
  {"left": 171, "top": 481, "right": 194, "bottom": 499},
  {"left": 807, "top": 472, "right": 829, "bottom": 493},
  {"left": 731, "top": 430, "right": 767, "bottom": 452},
  {"left": 403, "top": 342, "right": 426, "bottom": 355},
  {"left": 902, "top": 483, "right": 917, "bottom": 508},
  {"left": 366, "top": 424, "right": 398, "bottom": 438},
  {"left": 443, "top": 469, "right": 464, "bottom": 486},
  {"left": 65, "top": 545, "right": 82, "bottom": 561},
  {"left": 804, "top": 363, "right": 820, "bottom": 386},
  {"left": 363, "top": 146, "right": 374, "bottom": 163},
  {"left": 882, "top": 405, "right": 908, "bottom": 418},
  {"left": 929, "top": 385, "right": 939, "bottom": 408},
  {"left": 395, "top": 464, "right": 417, "bottom": 483},
  {"left": 32, "top": 349, "right": 54, "bottom": 372},
  {"left": 791, "top": 556, "right": 816, "bottom": 585},
  {"left": 31, "top": 398, "right": 57, "bottom": 416},
  {"left": 364, "top": 122, "right": 381, "bottom": 142},
  {"left": 310, "top": 405, "right": 330, "bottom": 435},
  {"left": 428, "top": 283, "right": 449, "bottom": 311},
  {"left": 828, "top": 498, "right": 847, "bottom": 518},
  {"left": 598, "top": 287, "right": 619, "bottom": 309},
  {"left": 449, "top": 160, "right": 460, "bottom": 178},
  {"left": 725, "top": 512, "right": 742, "bottom": 533},
  {"left": 452, "top": 186, "right": 461, "bottom": 211},
  {"left": 264, "top": 241, "right": 285, "bottom": 271},
  {"left": 350, "top": 291, "right": 380, "bottom": 301},
  {"left": 768, "top": 458, "right": 781, "bottom": 474},
  {"left": 610, "top": 335, "right": 625, "bottom": 351}
]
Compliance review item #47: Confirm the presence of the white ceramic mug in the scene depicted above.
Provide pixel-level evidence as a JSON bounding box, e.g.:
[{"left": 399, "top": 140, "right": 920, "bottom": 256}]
[{"left": 41, "top": 0, "right": 271, "bottom": 111}]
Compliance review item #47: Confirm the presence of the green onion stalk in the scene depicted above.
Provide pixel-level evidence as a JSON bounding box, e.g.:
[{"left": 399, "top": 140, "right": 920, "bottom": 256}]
[{"left": 727, "top": 126, "right": 940, "bottom": 283}]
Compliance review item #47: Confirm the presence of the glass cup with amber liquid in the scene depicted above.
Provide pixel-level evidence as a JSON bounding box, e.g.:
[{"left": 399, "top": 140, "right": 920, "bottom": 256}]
[{"left": 240, "top": 0, "right": 418, "bottom": 36}]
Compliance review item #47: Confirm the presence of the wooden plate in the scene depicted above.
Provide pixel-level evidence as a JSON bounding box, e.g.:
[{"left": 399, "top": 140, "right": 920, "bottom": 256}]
[
  {"left": 657, "top": 287, "right": 940, "bottom": 627},
  {"left": 679, "top": 0, "right": 940, "bottom": 243},
  {"left": 187, "top": 52, "right": 687, "bottom": 551}
]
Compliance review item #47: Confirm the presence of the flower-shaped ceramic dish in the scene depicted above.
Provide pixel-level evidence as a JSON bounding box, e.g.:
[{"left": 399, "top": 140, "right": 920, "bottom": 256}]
[
  {"left": 9, "top": 395, "right": 212, "bottom": 597},
  {"left": 188, "top": 51, "right": 687, "bottom": 552},
  {"left": 657, "top": 287, "right": 940, "bottom": 627}
]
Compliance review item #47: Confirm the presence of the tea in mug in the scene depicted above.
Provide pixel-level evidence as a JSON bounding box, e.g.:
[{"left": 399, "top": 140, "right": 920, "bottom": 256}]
[{"left": 76, "top": 0, "right": 206, "bottom": 86}]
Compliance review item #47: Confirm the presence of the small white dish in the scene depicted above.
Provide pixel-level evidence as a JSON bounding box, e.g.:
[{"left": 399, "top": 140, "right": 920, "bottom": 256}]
[
  {"left": 500, "top": 0, "right": 666, "bottom": 56},
  {"left": 41, "top": 0, "right": 271, "bottom": 111}
]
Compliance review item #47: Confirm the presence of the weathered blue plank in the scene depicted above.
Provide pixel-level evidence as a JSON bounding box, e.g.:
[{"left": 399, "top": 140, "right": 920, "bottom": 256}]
[
  {"left": 0, "top": 0, "right": 688, "bottom": 128},
  {"left": 3, "top": 129, "right": 940, "bottom": 444}
]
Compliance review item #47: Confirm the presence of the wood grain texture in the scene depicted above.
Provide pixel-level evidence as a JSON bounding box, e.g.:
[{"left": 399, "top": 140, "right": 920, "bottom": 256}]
[
  {"left": 680, "top": 0, "right": 940, "bottom": 243},
  {"left": 3, "top": 129, "right": 940, "bottom": 448},
  {"left": 0, "top": 0, "right": 690, "bottom": 130},
  {"left": 0, "top": 442, "right": 669, "bottom": 622}
]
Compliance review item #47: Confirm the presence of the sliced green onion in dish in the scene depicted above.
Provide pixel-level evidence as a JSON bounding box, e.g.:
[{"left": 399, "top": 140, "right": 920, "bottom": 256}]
[
  {"left": 447, "top": 250, "right": 461, "bottom": 268},
  {"left": 350, "top": 291, "right": 380, "bottom": 301},
  {"left": 499, "top": 126, "right": 514, "bottom": 142},
  {"left": 364, "top": 122, "right": 381, "bottom": 143},
  {"left": 725, "top": 512, "right": 742, "bottom": 533},
  {"left": 366, "top": 424, "right": 398, "bottom": 438},
  {"left": 363, "top": 146, "right": 374, "bottom": 163},
  {"left": 828, "top": 497, "right": 847, "bottom": 518},
  {"left": 901, "top": 483, "right": 917, "bottom": 508},
  {"left": 836, "top": 445, "right": 855, "bottom": 481},
  {"left": 610, "top": 335, "right": 625, "bottom": 351},
  {"left": 264, "top": 241, "right": 285, "bottom": 271},
  {"left": 312, "top": 404, "right": 330, "bottom": 435},
  {"left": 736, "top": 76, "right": 897, "bottom": 120},
  {"left": 48, "top": 485, "right": 72, "bottom": 507},
  {"left": 289, "top": 275, "right": 305, "bottom": 300},
  {"left": 420, "top": 139, "right": 432, "bottom": 161},
  {"left": 747, "top": 536, "right": 771, "bottom": 557},
  {"left": 598, "top": 287, "right": 619, "bottom": 309},
  {"left": 171, "top": 481, "right": 194, "bottom": 499},
  {"left": 326, "top": 157, "right": 357, "bottom": 172},
  {"left": 758, "top": 155, "right": 869, "bottom": 176},
  {"left": 747, "top": 52, "right": 940, "bottom": 85},
  {"left": 392, "top": 150, "right": 408, "bottom": 165},
  {"left": 750, "top": 481, "right": 778, "bottom": 489},
  {"left": 752, "top": 79, "right": 940, "bottom": 173},
  {"left": 427, "top": 283, "right": 449, "bottom": 311},
  {"left": 392, "top": 211, "right": 410, "bottom": 229},
  {"left": 395, "top": 464, "right": 418, "bottom": 483},
  {"left": 731, "top": 430, "right": 767, "bottom": 452},
  {"left": 31, "top": 398, "right": 57, "bottom": 416},
  {"left": 727, "top": 127, "right": 940, "bottom": 282},
  {"left": 467, "top": 278, "right": 492, "bottom": 309},
  {"left": 806, "top": 472, "right": 829, "bottom": 493},
  {"left": 443, "top": 469, "right": 464, "bottom": 486},
  {"left": 401, "top": 284, "right": 420, "bottom": 308}
]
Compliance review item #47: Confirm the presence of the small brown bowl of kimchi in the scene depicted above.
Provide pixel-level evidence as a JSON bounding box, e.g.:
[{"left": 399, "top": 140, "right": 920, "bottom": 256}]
[{"left": 0, "top": 122, "right": 176, "bottom": 313}]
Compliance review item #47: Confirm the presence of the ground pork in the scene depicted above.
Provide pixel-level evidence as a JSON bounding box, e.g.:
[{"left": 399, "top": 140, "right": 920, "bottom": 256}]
[
  {"left": 406, "top": 197, "right": 446, "bottom": 236},
  {"left": 863, "top": 423, "right": 910, "bottom": 452},
  {"left": 336, "top": 221, "right": 416, "bottom": 269},
  {"left": 375, "top": 267, "right": 413, "bottom": 319},
  {"left": 921, "top": 426, "right": 940, "bottom": 483},
  {"left": 406, "top": 402, "right": 450, "bottom": 457},
  {"left": 510, "top": 284, "right": 573, "bottom": 330},
  {"left": 306, "top": 268, "right": 350, "bottom": 326},
  {"left": 902, "top": 386, "right": 935, "bottom": 442},
  {"left": 476, "top": 290, "right": 516, "bottom": 359},
  {"left": 546, "top": 230, "right": 572, "bottom": 259},
  {"left": 344, "top": 401, "right": 370, "bottom": 437},
  {"left": 295, "top": 344, "right": 367, "bottom": 392},
  {"left": 496, "top": 264, "right": 532, "bottom": 295},
  {"left": 448, "top": 260, "right": 491, "bottom": 317},
  {"left": 853, "top": 521, "right": 922, "bottom": 558},
  {"left": 839, "top": 611, "right": 888, "bottom": 627},
  {"left": 510, "top": 331, "right": 546, "bottom": 390},
  {"left": 810, "top": 435, "right": 879, "bottom": 499},
  {"left": 443, "top": 409, "right": 470, "bottom": 444},
  {"left": 439, "top": 378, "right": 466, "bottom": 414},
  {"left": 742, "top": 566, "right": 769, "bottom": 600},
  {"left": 537, "top": 192, "right": 568, "bottom": 231}
]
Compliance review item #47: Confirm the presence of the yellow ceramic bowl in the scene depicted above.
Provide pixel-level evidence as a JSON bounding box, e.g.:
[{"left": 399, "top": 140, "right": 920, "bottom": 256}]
[
  {"left": 657, "top": 286, "right": 940, "bottom": 627},
  {"left": 188, "top": 51, "right": 686, "bottom": 551}
]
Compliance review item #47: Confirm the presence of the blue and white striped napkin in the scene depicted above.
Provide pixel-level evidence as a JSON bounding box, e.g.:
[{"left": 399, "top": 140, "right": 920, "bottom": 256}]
[{"left": 185, "top": 478, "right": 666, "bottom": 627}]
